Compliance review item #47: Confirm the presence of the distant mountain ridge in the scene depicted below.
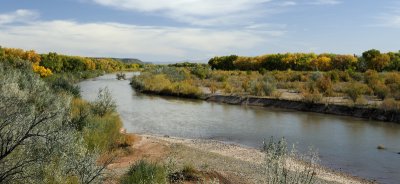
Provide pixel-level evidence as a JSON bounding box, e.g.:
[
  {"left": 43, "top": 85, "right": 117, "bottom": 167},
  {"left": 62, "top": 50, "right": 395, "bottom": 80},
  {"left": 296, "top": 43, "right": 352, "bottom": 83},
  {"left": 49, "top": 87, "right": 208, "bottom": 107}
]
[{"left": 91, "top": 57, "right": 148, "bottom": 64}]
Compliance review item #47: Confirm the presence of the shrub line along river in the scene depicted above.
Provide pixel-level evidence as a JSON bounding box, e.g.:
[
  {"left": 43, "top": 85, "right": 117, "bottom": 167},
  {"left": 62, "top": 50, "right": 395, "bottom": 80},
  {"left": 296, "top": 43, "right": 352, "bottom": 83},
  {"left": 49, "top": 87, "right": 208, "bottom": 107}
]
[{"left": 79, "top": 73, "right": 400, "bottom": 184}]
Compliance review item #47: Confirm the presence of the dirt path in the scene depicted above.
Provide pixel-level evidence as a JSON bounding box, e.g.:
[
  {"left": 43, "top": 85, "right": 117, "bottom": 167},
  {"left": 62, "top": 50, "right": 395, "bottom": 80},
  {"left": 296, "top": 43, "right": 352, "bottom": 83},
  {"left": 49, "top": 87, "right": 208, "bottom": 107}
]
[{"left": 107, "top": 134, "right": 373, "bottom": 184}]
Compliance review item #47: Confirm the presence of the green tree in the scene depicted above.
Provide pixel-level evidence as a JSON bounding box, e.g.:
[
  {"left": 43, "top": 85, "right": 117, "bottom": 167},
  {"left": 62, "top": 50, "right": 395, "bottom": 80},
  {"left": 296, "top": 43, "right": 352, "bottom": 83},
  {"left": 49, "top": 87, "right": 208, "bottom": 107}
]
[
  {"left": 362, "top": 49, "right": 390, "bottom": 71},
  {"left": 41, "top": 52, "right": 64, "bottom": 72}
]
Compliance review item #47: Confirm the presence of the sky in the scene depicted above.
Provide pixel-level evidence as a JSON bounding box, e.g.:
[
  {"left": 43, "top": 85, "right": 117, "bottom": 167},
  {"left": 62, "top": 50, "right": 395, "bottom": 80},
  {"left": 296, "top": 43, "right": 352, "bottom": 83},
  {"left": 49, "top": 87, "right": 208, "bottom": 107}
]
[{"left": 0, "top": 0, "right": 399, "bottom": 62}]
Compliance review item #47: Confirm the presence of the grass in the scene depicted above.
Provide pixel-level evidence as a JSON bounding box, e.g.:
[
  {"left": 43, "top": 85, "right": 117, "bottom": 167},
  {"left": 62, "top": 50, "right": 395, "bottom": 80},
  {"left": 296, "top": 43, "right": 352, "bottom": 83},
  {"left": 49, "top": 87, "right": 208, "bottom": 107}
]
[{"left": 120, "top": 160, "right": 168, "bottom": 184}]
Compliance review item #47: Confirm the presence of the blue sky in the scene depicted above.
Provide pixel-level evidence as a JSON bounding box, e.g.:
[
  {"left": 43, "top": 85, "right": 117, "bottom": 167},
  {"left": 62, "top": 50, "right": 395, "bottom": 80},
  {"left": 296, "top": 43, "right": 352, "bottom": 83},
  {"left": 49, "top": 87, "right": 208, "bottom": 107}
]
[{"left": 0, "top": 0, "right": 399, "bottom": 62}]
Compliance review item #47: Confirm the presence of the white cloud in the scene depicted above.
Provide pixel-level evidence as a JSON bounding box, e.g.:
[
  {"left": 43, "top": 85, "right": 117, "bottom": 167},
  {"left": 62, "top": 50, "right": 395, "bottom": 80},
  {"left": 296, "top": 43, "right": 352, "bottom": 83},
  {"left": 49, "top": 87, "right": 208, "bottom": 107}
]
[
  {"left": 0, "top": 18, "right": 284, "bottom": 61},
  {"left": 308, "top": 0, "right": 341, "bottom": 5},
  {"left": 374, "top": 6, "right": 400, "bottom": 28},
  {"left": 376, "top": 14, "right": 400, "bottom": 28},
  {"left": 91, "top": 0, "right": 273, "bottom": 26},
  {"left": 0, "top": 9, "right": 39, "bottom": 25},
  {"left": 281, "top": 1, "right": 297, "bottom": 6}
]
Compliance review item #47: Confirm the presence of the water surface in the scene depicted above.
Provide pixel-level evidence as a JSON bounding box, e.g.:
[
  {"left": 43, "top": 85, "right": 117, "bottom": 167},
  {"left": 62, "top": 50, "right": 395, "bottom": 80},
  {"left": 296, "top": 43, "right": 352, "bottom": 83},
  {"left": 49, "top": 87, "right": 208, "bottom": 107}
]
[{"left": 79, "top": 73, "right": 400, "bottom": 184}]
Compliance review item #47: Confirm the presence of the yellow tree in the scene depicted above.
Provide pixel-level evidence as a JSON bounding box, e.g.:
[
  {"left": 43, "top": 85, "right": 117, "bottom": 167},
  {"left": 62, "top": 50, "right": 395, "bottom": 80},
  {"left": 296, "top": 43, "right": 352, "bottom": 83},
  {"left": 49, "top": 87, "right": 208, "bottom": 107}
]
[
  {"left": 83, "top": 58, "right": 96, "bottom": 70},
  {"left": 311, "top": 56, "right": 332, "bottom": 71}
]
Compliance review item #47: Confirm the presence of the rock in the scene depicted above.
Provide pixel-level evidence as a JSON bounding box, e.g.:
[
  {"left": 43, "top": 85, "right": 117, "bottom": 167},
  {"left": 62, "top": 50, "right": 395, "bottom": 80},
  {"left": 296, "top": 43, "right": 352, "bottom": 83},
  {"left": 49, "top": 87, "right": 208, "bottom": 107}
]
[
  {"left": 377, "top": 145, "right": 385, "bottom": 150},
  {"left": 119, "top": 128, "right": 127, "bottom": 134}
]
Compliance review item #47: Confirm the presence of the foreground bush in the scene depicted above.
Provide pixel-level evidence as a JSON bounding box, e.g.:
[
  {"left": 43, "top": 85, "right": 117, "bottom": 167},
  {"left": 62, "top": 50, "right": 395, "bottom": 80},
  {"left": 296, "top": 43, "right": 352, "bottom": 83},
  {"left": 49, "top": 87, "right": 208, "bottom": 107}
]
[
  {"left": 0, "top": 62, "right": 106, "bottom": 183},
  {"left": 120, "top": 160, "right": 168, "bottom": 184}
]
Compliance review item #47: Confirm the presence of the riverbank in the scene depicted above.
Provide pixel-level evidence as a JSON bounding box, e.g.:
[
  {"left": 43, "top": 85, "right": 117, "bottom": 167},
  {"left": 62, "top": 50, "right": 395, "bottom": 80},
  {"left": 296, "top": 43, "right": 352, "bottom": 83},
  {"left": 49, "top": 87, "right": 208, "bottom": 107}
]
[
  {"left": 108, "top": 133, "right": 373, "bottom": 184},
  {"left": 205, "top": 95, "right": 400, "bottom": 123},
  {"left": 132, "top": 89, "right": 400, "bottom": 123}
]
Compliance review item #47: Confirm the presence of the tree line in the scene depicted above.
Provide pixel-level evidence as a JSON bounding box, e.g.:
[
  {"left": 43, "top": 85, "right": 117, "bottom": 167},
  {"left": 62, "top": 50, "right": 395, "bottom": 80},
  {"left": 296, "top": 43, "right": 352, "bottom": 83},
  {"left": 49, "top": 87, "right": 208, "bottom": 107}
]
[
  {"left": 0, "top": 46, "right": 140, "bottom": 77},
  {"left": 208, "top": 49, "right": 400, "bottom": 72}
]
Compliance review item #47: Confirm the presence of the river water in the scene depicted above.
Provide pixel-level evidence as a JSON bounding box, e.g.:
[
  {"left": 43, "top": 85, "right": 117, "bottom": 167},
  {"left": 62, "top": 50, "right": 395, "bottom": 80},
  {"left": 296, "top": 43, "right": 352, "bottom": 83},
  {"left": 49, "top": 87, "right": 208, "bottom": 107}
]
[{"left": 79, "top": 73, "right": 400, "bottom": 184}]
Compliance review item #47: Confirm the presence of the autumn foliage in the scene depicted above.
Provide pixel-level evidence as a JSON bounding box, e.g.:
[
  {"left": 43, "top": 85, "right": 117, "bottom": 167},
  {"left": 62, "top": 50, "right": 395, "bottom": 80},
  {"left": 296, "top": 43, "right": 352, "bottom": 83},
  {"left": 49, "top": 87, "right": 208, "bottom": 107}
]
[
  {"left": 0, "top": 46, "right": 137, "bottom": 78},
  {"left": 209, "top": 50, "right": 400, "bottom": 72}
]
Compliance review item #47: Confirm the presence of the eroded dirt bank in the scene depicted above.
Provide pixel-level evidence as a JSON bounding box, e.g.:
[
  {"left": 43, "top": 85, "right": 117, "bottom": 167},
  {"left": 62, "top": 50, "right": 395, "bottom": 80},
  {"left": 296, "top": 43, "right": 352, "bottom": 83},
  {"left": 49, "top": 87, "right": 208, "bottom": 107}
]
[{"left": 205, "top": 95, "right": 400, "bottom": 123}]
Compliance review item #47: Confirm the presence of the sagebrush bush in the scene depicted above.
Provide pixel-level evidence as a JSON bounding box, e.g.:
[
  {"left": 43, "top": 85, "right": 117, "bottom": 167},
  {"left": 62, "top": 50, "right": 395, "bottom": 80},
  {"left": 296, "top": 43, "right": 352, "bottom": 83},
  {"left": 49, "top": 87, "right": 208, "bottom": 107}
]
[
  {"left": 262, "top": 137, "right": 319, "bottom": 184},
  {"left": 92, "top": 87, "right": 117, "bottom": 117},
  {"left": 0, "top": 61, "right": 106, "bottom": 183}
]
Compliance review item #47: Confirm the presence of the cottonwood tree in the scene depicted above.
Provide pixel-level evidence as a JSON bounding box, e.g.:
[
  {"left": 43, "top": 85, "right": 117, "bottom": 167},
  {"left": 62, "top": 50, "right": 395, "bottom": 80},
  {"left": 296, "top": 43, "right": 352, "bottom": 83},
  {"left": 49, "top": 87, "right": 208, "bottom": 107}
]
[{"left": 0, "top": 62, "right": 107, "bottom": 183}]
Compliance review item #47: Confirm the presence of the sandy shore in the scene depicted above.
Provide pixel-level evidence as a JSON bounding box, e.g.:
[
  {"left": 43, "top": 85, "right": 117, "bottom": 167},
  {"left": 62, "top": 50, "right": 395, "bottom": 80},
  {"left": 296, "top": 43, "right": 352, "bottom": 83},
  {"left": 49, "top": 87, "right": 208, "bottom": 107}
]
[{"left": 108, "top": 133, "right": 373, "bottom": 184}]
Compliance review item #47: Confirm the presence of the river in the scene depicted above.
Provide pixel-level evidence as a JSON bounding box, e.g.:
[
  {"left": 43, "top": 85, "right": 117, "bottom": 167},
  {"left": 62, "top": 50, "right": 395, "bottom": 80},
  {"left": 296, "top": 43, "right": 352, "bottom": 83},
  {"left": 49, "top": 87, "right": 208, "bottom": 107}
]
[{"left": 79, "top": 73, "right": 400, "bottom": 184}]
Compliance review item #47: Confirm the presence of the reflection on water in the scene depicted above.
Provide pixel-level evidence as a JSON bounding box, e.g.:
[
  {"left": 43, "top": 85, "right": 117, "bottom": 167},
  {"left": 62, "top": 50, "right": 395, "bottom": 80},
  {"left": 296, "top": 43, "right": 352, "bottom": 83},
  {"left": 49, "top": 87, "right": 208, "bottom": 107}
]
[{"left": 79, "top": 73, "right": 400, "bottom": 184}]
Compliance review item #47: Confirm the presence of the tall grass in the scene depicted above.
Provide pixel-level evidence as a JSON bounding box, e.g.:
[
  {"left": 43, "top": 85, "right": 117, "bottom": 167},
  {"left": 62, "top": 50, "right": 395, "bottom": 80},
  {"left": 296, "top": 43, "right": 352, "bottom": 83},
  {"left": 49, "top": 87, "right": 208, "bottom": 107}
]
[{"left": 120, "top": 160, "right": 168, "bottom": 184}]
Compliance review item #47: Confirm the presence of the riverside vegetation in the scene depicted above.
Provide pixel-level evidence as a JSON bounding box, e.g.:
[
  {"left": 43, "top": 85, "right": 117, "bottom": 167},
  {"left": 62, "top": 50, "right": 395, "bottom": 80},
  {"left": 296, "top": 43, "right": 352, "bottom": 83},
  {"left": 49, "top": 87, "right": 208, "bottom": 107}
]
[
  {"left": 131, "top": 51, "right": 400, "bottom": 114},
  {"left": 0, "top": 46, "right": 381, "bottom": 184}
]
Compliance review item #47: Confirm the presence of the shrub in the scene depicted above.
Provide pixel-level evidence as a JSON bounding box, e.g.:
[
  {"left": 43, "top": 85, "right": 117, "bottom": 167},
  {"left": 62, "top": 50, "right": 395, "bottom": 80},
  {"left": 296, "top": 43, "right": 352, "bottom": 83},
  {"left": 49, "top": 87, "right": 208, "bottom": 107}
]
[
  {"left": 262, "top": 137, "right": 319, "bottom": 184},
  {"left": 364, "top": 70, "right": 380, "bottom": 85},
  {"left": 0, "top": 62, "right": 106, "bottom": 183},
  {"left": 327, "top": 70, "right": 340, "bottom": 83},
  {"left": 172, "top": 81, "right": 202, "bottom": 97},
  {"left": 387, "top": 83, "right": 400, "bottom": 100},
  {"left": 384, "top": 72, "right": 400, "bottom": 85},
  {"left": 84, "top": 113, "right": 124, "bottom": 152},
  {"left": 209, "top": 81, "right": 218, "bottom": 94},
  {"left": 380, "top": 98, "right": 400, "bottom": 112},
  {"left": 345, "top": 70, "right": 360, "bottom": 81},
  {"left": 302, "top": 91, "right": 323, "bottom": 104},
  {"left": 305, "top": 81, "right": 318, "bottom": 94},
  {"left": 250, "top": 80, "right": 264, "bottom": 96},
  {"left": 262, "top": 76, "right": 277, "bottom": 96},
  {"left": 344, "top": 82, "right": 371, "bottom": 102},
  {"left": 92, "top": 87, "right": 117, "bottom": 117},
  {"left": 47, "top": 75, "right": 81, "bottom": 97},
  {"left": 241, "top": 79, "right": 251, "bottom": 93},
  {"left": 316, "top": 76, "right": 333, "bottom": 96},
  {"left": 121, "top": 160, "right": 168, "bottom": 184},
  {"left": 223, "top": 82, "right": 233, "bottom": 94},
  {"left": 309, "top": 72, "right": 323, "bottom": 81},
  {"left": 355, "top": 96, "right": 369, "bottom": 106},
  {"left": 191, "top": 66, "right": 210, "bottom": 79},
  {"left": 71, "top": 98, "right": 91, "bottom": 131},
  {"left": 373, "top": 82, "right": 390, "bottom": 100}
]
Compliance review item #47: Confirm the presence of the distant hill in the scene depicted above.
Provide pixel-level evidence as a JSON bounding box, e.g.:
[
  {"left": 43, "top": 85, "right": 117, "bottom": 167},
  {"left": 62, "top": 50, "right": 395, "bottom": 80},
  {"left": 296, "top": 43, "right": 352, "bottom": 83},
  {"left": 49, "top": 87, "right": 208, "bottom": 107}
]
[
  {"left": 112, "top": 58, "right": 146, "bottom": 64},
  {"left": 92, "top": 57, "right": 148, "bottom": 64}
]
